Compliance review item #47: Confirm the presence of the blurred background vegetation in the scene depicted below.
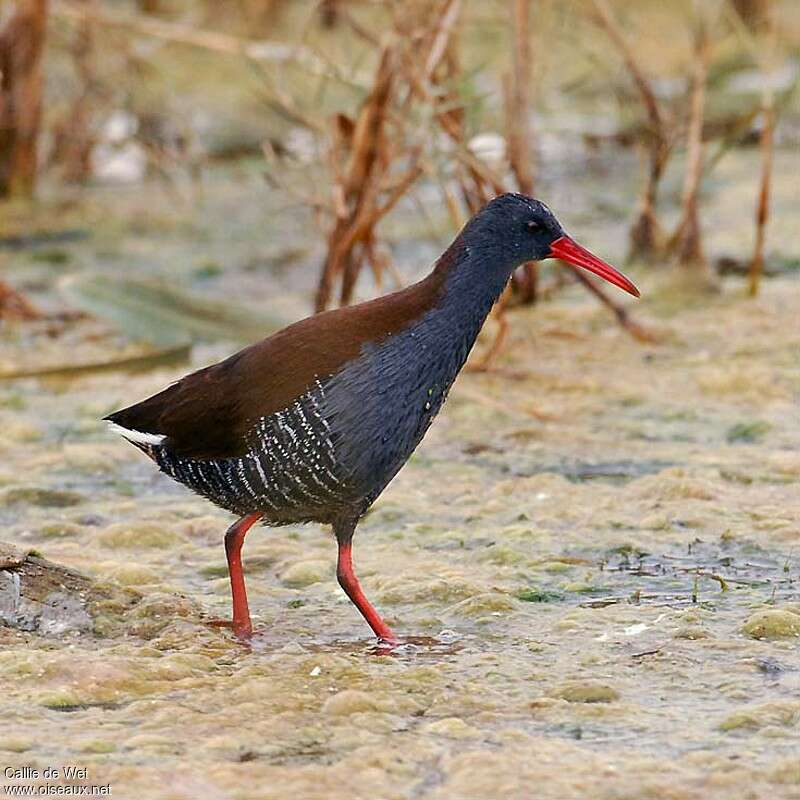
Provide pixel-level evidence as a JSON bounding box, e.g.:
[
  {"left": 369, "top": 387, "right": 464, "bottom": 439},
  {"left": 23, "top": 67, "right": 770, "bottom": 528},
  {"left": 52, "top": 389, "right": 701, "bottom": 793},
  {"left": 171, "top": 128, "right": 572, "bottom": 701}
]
[
  {"left": 0, "top": 0, "right": 797, "bottom": 374},
  {"left": 3, "top": 8, "right": 800, "bottom": 793}
]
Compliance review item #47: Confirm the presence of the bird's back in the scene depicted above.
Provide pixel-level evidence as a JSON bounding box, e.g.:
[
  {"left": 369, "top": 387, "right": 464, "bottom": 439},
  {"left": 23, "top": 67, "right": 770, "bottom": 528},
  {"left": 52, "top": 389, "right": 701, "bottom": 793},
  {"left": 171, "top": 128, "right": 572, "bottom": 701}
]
[{"left": 106, "top": 243, "right": 464, "bottom": 522}]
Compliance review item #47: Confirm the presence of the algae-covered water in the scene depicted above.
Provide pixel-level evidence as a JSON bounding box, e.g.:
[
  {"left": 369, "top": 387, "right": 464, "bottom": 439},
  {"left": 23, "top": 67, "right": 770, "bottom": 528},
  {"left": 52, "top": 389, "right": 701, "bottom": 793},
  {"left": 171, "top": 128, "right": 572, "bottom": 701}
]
[{"left": 1, "top": 149, "right": 799, "bottom": 799}]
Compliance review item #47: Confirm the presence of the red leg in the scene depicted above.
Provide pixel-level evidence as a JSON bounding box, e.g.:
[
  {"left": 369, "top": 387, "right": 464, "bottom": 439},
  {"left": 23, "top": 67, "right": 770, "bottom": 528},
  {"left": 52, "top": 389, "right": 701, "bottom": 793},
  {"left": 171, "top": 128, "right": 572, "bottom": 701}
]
[
  {"left": 224, "top": 512, "right": 262, "bottom": 640},
  {"left": 335, "top": 529, "right": 397, "bottom": 644}
]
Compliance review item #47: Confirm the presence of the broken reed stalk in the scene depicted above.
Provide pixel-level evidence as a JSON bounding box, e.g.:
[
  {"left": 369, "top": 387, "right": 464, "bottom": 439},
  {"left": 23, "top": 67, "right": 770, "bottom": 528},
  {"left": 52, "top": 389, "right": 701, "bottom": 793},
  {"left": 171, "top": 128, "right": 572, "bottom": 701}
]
[
  {"left": 568, "top": 268, "right": 659, "bottom": 343},
  {"left": 505, "top": 0, "right": 538, "bottom": 303},
  {"left": 422, "top": 0, "right": 648, "bottom": 354},
  {"left": 747, "top": 15, "right": 777, "bottom": 297},
  {"left": 672, "top": 20, "right": 712, "bottom": 277},
  {"left": 0, "top": 280, "right": 41, "bottom": 320},
  {"left": 590, "top": 0, "right": 669, "bottom": 262},
  {"left": 0, "top": 0, "right": 48, "bottom": 198}
]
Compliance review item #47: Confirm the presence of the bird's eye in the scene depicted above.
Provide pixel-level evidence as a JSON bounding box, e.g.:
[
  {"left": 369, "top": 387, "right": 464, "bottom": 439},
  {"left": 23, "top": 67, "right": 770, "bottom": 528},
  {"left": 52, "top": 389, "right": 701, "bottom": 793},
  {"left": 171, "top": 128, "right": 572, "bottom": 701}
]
[{"left": 526, "top": 220, "right": 541, "bottom": 233}]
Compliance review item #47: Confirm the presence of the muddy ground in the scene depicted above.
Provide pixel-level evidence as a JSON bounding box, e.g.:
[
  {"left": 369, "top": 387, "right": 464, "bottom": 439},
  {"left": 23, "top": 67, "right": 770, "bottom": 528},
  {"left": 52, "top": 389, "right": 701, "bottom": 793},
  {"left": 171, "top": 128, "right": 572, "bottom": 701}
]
[{"left": 0, "top": 149, "right": 799, "bottom": 799}]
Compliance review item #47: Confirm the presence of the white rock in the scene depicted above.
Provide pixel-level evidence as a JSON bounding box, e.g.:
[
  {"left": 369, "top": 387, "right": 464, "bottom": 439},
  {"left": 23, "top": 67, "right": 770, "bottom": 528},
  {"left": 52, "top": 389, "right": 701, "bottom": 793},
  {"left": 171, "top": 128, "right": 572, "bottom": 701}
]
[
  {"left": 726, "top": 61, "right": 798, "bottom": 94},
  {"left": 285, "top": 127, "right": 318, "bottom": 165},
  {"left": 623, "top": 623, "right": 649, "bottom": 636},
  {"left": 103, "top": 110, "right": 139, "bottom": 144},
  {"left": 91, "top": 142, "right": 147, "bottom": 184},
  {"left": 468, "top": 132, "right": 506, "bottom": 168}
]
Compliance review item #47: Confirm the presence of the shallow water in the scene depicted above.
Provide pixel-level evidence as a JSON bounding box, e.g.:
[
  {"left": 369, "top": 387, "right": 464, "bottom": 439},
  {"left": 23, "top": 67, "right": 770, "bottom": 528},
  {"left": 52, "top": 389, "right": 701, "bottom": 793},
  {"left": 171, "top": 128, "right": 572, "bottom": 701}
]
[{"left": 1, "top": 154, "right": 799, "bottom": 799}]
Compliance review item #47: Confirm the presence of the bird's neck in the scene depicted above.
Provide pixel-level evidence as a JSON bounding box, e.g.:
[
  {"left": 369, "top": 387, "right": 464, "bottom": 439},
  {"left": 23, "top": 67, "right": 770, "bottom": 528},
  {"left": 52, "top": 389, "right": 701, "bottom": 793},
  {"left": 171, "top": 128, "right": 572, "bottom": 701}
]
[
  {"left": 321, "top": 241, "right": 512, "bottom": 501},
  {"left": 394, "top": 239, "right": 510, "bottom": 386},
  {"left": 425, "top": 236, "right": 511, "bottom": 337}
]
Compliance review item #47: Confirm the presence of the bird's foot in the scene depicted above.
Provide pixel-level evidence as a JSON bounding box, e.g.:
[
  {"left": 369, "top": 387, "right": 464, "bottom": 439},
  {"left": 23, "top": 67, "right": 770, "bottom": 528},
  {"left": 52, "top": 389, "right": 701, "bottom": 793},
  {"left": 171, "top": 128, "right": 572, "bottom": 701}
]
[{"left": 204, "top": 617, "right": 253, "bottom": 642}]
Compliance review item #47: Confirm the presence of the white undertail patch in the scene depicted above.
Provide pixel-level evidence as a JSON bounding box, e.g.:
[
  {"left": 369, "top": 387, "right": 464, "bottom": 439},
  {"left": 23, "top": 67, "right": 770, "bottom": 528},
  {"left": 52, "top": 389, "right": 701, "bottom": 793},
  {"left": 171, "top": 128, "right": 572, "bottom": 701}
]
[{"left": 107, "top": 422, "right": 166, "bottom": 445}]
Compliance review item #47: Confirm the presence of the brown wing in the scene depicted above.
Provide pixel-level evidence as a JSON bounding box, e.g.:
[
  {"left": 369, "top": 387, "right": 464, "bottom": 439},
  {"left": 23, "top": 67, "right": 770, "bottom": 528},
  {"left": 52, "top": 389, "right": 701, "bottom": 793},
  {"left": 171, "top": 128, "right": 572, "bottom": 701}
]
[{"left": 105, "top": 256, "right": 454, "bottom": 460}]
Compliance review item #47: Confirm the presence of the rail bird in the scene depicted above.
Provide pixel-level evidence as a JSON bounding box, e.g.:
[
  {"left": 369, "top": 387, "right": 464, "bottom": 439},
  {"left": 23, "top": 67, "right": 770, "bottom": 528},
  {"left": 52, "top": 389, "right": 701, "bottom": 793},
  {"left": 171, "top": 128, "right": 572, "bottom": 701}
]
[{"left": 106, "top": 194, "right": 639, "bottom": 643}]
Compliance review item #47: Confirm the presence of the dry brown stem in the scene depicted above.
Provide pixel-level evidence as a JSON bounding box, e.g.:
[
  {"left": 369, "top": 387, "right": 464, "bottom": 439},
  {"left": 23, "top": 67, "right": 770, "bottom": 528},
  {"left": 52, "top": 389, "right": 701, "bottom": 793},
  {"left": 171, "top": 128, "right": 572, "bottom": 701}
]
[
  {"left": 455, "top": 379, "right": 552, "bottom": 421},
  {"left": 506, "top": 0, "right": 534, "bottom": 197},
  {"left": 404, "top": 0, "right": 504, "bottom": 202},
  {"left": 731, "top": 0, "right": 771, "bottom": 31},
  {"left": 296, "top": 0, "right": 648, "bottom": 348},
  {"left": 504, "top": 0, "right": 538, "bottom": 303},
  {"left": 672, "top": 21, "right": 712, "bottom": 277},
  {"left": 590, "top": 0, "right": 669, "bottom": 261},
  {"left": 316, "top": 46, "right": 400, "bottom": 311},
  {"left": 748, "top": 99, "right": 774, "bottom": 297},
  {"left": 315, "top": 0, "right": 469, "bottom": 311},
  {"left": 0, "top": 0, "right": 48, "bottom": 198},
  {"left": 470, "top": 289, "right": 511, "bottom": 372},
  {"left": 337, "top": 5, "right": 381, "bottom": 46},
  {"left": 48, "top": 0, "right": 104, "bottom": 183},
  {"left": 747, "top": 13, "right": 777, "bottom": 297},
  {"left": 0, "top": 280, "right": 41, "bottom": 320},
  {"left": 319, "top": 0, "right": 341, "bottom": 29},
  {"left": 424, "top": 0, "right": 463, "bottom": 82},
  {"left": 568, "top": 268, "right": 659, "bottom": 344},
  {"left": 52, "top": 0, "right": 330, "bottom": 77}
]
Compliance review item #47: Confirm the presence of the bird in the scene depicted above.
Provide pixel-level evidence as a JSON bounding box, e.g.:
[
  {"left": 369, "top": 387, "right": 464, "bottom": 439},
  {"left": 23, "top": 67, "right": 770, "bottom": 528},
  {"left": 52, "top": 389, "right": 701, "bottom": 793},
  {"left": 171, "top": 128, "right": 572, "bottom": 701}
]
[{"left": 105, "top": 193, "right": 639, "bottom": 644}]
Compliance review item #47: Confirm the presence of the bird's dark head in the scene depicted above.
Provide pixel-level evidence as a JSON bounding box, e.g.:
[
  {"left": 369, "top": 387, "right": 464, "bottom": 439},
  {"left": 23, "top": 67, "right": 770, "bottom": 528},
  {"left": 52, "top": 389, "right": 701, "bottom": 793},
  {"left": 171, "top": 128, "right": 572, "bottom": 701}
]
[{"left": 461, "top": 193, "right": 639, "bottom": 297}]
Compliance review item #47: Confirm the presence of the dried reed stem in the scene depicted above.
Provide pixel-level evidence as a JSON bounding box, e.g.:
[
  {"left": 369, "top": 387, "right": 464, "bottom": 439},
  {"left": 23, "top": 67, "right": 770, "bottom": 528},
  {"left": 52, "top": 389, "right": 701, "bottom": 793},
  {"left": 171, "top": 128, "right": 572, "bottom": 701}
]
[
  {"left": 471, "top": 289, "right": 511, "bottom": 372},
  {"left": 505, "top": 0, "right": 538, "bottom": 303},
  {"left": 316, "top": 47, "right": 394, "bottom": 310},
  {"left": 747, "top": 13, "right": 777, "bottom": 297},
  {"left": 748, "top": 100, "right": 774, "bottom": 296},
  {"left": 0, "top": 0, "right": 48, "bottom": 198},
  {"left": 569, "top": 268, "right": 659, "bottom": 343},
  {"left": 0, "top": 280, "right": 41, "bottom": 320},
  {"left": 507, "top": 0, "right": 534, "bottom": 195},
  {"left": 49, "top": 0, "right": 101, "bottom": 183},
  {"left": 673, "top": 21, "right": 711, "bottom": 273},
  {"left": 590, "top": 0, "right": 669, "bottom": 261},
  {"left": 52, "top": 0, "right": 330, "bottom": 77}
]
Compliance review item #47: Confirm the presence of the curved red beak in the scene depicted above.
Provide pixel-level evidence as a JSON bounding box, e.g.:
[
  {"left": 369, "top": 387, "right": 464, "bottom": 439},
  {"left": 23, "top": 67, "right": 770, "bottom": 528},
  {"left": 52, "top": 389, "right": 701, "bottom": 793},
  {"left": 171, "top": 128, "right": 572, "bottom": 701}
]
[{"left": 549, "top": 236, "right": 640, "bottom": 298}]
